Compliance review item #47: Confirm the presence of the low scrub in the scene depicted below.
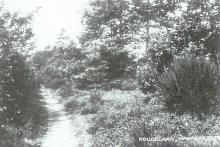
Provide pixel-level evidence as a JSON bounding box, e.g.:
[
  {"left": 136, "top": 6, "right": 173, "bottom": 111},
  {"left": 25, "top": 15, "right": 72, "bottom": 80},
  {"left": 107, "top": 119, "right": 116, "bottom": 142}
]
[
  {"left": 47, "top": 78, "right": 65, "bottom": 90},
  {"left": 89, "top": 92, "right": 220, "bottom": 146},
  {"left": 64, "top": 99, "right": 80, "bottom": 113},
  {"left": 81, "top": 91, "right": 104, "bottom": 115},
  {"left": 57, "top": 84, "right": 78, "bottom": 97},
  {"left": 0, "top": 125, "right": 40, "bottom": 147},
  {"left": 121, "top": 79, "right": 138, "bottom": 91},
  {"left": 0, "top": 92, "right": 48, "bottom": 147}
]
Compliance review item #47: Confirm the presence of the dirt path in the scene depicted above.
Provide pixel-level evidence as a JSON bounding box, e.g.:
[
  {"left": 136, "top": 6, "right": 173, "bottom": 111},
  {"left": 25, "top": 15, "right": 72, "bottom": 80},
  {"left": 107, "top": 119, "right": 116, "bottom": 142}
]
[{"left": 39, "top": 87, "right": 91, "bottom": 147}]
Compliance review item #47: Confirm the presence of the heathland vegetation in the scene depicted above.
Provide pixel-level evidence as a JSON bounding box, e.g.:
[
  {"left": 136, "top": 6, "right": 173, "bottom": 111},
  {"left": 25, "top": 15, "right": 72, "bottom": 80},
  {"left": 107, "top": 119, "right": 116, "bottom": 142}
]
[
  {"left": 1, "top": 0, "right": 220, "bottom": 146},
  {"left": 32, "top": 0, "right": 220, "bottom": 146}
]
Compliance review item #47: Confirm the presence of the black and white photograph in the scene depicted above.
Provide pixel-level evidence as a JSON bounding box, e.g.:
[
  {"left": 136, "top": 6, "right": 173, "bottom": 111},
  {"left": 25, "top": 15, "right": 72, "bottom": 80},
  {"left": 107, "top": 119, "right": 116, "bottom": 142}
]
[{"left": 0, "top": 0, "right": 220, "bottom": 146}]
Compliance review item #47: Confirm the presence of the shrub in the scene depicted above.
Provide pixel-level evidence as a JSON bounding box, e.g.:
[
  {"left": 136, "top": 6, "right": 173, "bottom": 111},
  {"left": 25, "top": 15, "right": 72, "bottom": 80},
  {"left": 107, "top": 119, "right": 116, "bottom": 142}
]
[
  {"left": 89, "top": 91, "right": 103, "bottom": 104},
  {"left": 89, "top": 92, "right": 220, "bottom": 146},
  {"left": 72, "top": 65, "right": 106, "bottom": 90},
  {"left": 137, "top": 62, "right": 158, "bottom": 94},
  {"left": 89, "top": 101, "right": 134, "bottom": 146},
  {"left": 32, "top": 50, "right": 53, "bottom": 70},
  {"left": 47, "top": 78, "right": 65, "bottom": 90},
  {"left": 81, "top": 91, "right": 104, "bottom": 115},
  {"left": 99, "top": 78, "right": 138, "bottom": 90},
  {"left": 102, "top": 79, "right": 124, "bottom": 90},
  {"left": 58, "top": 84, "right": 76, "bottom": 97},
  {"left": 158, "top": 55, "right": 219, "bottom": 118},
  {"left": 121, "top": 79, "right": 138, "bottom": 91},
  {"left": 0, "top": 53, "right": 38, "bottom": 126},
  {"left": 81, "top": 102, "right": 101, "bottom": 115},
  {"left": 65, "top": 99, "right": 80, "bottom": 113},
  {"left": 0, "top": 125, "right": 39, "bottom": 147},
  {"left": 99, "top": 48, "right": 132, "bottom": 80}
]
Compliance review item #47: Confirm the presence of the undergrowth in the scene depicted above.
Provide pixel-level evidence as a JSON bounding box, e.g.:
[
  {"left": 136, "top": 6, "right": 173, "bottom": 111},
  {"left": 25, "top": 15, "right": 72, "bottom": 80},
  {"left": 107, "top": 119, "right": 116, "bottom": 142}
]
[{"left": 88, "top": 92, "right": 220, "bottom": 146}]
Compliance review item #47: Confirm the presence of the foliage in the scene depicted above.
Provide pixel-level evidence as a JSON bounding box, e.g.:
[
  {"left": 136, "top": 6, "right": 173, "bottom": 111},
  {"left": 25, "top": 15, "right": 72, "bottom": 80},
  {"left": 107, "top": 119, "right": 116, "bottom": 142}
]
[
  {"left": 158, "top": 55, "right": 219, "bottom": 117},
  {"left": 89, "top": 91, "right": 220, "bottom": 146},
  {"left": 137, "top": 59, "right": 159, "bottom": 94},
  {"left": 137, "top": 0, "right": 220, "bottom": 95},
  {"left": 99, "top": 47, "right": 135, "bottom": 80},
  {"left": 71, "top": 48, "right": 136, "bottom": 89},
  {"left": 0, "top": 5, "right": 35, "bottom": 126},
  {"left": 81, "top": 0, "right": 138, "bottom": 46},
  {"left": 0, "top": 4, "right": 48, "bottom": 146},
  {"left": 0, "top": 53, "right": 35, "bottom": 126},
  {"left": 32, "top": 50, "right": 53, "bottom": 70},
  {"left": 0, "top": 47, "right": 48, "bottom": 147},
  {"left": 170, "top": 0, "right": 219, "bottom": 63},
  {"left": 47, "top": 78, "right": 65, "bottom": 90},
  {"left": 0, "top": 125, "right": 34, "bottom": 147},
  {"left": 29, "top": 0, "right": 220, "bottom": 146},
  {"left": 71, "top": 56, "right": 106, "bottom": 89},
  {"left": 33, "top": 39, "right": 86, "bottom": 88},
  {"left": 0, "top": 93, "right": 48, "bottom": 146},
  {"left": 64, "top": 99, "right": 80, "bottom": 113},
  {"left": 120, "top": 78, "right": 138, "bottom": 91},
  {"left": 137, "top": 31, "right": 175, "bottom": 94},
  {"left": 57, "top": 84, "right": 75, "bottom": 97},
  {"left": 79, "top": 0, "right": 143, "bottom": 88},
  {"left": 35, "top": 37, "right": 137, "bottom": 90},
  {"left": 81, "top": 90, "right": 104, "bottom": 115},
  {"left": 0, "top": 4, "right": 33, "bottom": 57}
]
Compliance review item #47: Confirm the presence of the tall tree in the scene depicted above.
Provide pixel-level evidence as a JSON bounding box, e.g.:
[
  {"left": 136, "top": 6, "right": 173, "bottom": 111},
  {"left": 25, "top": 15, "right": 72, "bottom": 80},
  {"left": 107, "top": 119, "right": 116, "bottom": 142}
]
[
  {"left": 171, "top": 0, "right": 219, "bottom": 62},
  {"left": 80, "top": 0, "right": 139, "bottom": 82}
]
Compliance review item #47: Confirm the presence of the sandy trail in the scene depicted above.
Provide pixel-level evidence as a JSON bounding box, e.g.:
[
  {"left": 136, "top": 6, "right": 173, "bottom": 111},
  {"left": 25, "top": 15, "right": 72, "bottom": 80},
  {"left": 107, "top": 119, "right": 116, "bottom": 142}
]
[{"left": 39, "top": 87, "right": 91, "bottom": 147}]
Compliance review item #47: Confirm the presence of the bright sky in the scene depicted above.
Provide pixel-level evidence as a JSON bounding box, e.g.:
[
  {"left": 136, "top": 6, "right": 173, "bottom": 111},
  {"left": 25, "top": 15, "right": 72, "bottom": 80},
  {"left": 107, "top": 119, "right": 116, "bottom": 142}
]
[{"left": 4, "top": 0, "right": 88, "bottom": 50}]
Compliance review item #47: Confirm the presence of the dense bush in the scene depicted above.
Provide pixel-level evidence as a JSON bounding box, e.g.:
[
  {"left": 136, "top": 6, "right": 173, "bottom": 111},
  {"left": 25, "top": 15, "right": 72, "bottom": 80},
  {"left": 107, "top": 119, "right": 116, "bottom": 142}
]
[
  {"left": 99, "top": 48, "right": 136, "bottom": 80},
  {"left": 0, "top": 53, "right": 34, "bottom": 126},
  {"left": 71, "top": 48, "right": 137, "bottom": 90},
  {"left": 32, "top": 50, "right": 53, "bottom": 70},
  {"left": 158, "top": 55, "right": 219, "bottom": 118},
  {"left": 0, "top": 54, "right": 48, "bottom": 146},
  {"left": 72, "top": 64, "right": 106, "bottom": 90},
  {"left": 0, "top": 125, "right": 31, "bottom": 147}
]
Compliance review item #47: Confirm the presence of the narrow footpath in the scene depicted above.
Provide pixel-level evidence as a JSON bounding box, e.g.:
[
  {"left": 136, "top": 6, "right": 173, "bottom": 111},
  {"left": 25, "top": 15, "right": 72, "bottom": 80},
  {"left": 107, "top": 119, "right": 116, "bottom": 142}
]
[{"left": 39, "top": 87, "right": 90, "bottom": 147}]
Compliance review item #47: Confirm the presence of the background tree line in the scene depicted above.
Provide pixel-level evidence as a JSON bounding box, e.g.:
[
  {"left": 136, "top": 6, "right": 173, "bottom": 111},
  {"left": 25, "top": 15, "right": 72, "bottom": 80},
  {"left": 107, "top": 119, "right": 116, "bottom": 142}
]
[{"left": 34, "top": 0, "right": 219, "bottom": 118}]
